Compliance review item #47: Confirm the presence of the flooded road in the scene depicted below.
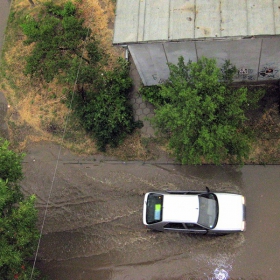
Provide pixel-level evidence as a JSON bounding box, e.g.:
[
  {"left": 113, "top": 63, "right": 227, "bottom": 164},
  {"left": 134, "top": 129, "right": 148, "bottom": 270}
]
[{"left": 21, "top": 143, "right": 280, "bottom": 280}]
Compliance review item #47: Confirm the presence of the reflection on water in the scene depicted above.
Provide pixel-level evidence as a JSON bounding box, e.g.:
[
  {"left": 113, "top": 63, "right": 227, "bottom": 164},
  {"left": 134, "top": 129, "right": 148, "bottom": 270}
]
[
  {"left": 213, "top": 268, "right": 229, "bottom": 280},
  {"left": 206, "top": 255, "right": 232, "bottom": 280}
]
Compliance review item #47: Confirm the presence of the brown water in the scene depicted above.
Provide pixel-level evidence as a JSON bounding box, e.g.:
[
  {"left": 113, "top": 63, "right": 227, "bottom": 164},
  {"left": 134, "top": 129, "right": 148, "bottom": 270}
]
[{"left": 21, "top": 143, "right": 280, "bottom": 280}]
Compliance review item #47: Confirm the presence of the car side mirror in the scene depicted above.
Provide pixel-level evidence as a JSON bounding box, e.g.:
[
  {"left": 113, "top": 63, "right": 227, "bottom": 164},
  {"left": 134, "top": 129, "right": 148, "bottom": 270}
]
[{"left": 206, "top": 186, "right": 210, "bottom": 193}]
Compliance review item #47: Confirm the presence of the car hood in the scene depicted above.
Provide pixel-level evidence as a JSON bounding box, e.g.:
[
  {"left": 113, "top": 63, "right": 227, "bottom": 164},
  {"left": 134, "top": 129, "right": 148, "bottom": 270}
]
[{"left": 214, "top": 193, "right": 244, "bottom": 231}]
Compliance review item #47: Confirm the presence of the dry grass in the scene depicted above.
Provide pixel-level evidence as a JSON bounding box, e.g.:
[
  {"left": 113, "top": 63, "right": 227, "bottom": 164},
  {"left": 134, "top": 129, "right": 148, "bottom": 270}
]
[
  {"left": 248, "top": 139, "right": 280, "bottom": 164},
  {"left": 0, "top": 0, "right": 127, "bottom": 155},
  {"left": 105, "top": 131, "right": 171, "bottom": 161},
  {"left": 1, "top": 0, "right": 280, "bottom": 163},
  {"left": 247, "top": 104, "right": 280, "bottom": 164},
  {"left": 0, "top": 0, "right": 152, "bottom": 159}
]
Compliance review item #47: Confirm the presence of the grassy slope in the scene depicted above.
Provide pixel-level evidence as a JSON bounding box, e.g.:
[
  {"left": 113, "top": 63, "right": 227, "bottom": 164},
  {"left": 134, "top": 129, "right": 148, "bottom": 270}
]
[
  {"left": 0, "top": 0, "right": 279, "bottom": 163},
  {"left": 0, "top": 0, "right": 154, "bottom": 160}
]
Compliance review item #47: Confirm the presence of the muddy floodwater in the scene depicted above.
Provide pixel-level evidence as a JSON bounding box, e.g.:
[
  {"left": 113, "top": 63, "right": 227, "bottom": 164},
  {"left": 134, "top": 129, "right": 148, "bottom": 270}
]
[{"left": 20, "top": 143, "right": 280, "bottom": 280}]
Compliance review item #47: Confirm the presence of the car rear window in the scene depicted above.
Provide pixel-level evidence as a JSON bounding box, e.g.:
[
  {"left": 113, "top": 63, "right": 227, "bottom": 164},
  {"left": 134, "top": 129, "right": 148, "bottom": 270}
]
[
  {"left": 146, "top": 193, "right": 163, "bottom": 224},
  {"left": 198, "top": 193, "right": 218, "bottom": 229}
]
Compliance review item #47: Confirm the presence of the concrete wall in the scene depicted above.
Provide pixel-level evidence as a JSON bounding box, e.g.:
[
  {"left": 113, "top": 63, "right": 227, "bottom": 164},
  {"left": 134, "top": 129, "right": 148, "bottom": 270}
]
[{"left": 128, "top": 37, "right": 280, "bottom": 86}]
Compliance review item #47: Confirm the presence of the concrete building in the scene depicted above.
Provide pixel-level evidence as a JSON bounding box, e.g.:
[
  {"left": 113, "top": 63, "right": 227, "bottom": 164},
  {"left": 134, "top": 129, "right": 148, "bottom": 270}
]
[{"left": 113, "top": 0, "right": 280, "bottom": 86}]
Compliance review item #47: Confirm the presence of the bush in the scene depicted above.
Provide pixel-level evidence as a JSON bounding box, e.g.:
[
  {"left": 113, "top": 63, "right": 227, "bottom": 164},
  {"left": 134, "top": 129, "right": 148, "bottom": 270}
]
[
  {"left": 0, "top": 139, "right": 40, "bottom": 280},
  {"left": 141, "top": 57, "right": 261, "bottom": 165},
  {"left": 22, "top": 2, "right": 139, "bottom": 150},
  {"left": 139, "top": 85, "right": 167, "bottom": 107},
  {"left": 69, "top": 58, "right": 143, "bottom": 151},
  {"left": 0, "top": 139, "right": 24, "bottom": 183}
]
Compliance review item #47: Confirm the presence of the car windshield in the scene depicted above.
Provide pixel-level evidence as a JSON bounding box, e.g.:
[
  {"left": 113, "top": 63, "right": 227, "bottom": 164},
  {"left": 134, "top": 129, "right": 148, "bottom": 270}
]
[
  {"left": 198, "top": 193, "right": 218, "bottom": 229},
  {"left": 146, "top": 193, "right": 163, "bottom": 224}
]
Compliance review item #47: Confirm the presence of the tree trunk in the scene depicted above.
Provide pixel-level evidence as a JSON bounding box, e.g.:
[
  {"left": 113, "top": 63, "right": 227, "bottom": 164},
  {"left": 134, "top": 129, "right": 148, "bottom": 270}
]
[{"left": 28, "top": 0, "right": 35, "bottom": 6}]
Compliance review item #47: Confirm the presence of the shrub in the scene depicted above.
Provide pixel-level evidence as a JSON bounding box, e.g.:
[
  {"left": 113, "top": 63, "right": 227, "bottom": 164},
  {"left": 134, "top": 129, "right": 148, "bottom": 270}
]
[{"left": 69, "top": 58, "right": 143, "bottom": 151}]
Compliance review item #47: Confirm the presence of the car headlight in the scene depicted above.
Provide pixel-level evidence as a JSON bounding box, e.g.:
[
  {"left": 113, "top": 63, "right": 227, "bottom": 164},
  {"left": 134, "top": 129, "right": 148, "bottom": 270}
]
[{"left": 241, "top": 196, "right": 246, "bottom": 205}]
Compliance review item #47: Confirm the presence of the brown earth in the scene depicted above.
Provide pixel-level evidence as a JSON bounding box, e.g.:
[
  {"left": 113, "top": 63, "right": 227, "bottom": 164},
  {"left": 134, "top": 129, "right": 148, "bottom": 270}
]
[{"left": 0, "top": 0, "right": 168, "bottom": 162}]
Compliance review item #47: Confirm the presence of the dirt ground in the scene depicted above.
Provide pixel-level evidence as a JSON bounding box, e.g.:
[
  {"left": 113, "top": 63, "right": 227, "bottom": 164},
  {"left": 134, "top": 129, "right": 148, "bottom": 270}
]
[{"left": 0, "top": 0, "right": 127, "bottom": 154}]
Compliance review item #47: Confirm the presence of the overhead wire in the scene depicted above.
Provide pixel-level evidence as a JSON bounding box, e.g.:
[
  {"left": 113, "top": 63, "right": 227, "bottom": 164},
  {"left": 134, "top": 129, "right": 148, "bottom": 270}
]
[{"left": 30, "top": 22, "right": 91, "bottom": 280}]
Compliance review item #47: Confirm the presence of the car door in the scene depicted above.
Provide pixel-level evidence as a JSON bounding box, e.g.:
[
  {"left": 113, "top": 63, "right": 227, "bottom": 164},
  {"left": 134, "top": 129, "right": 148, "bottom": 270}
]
[
  {"left": 184, "top": 223, "right": 207, "bottom": 234},
  {"left": 163, "top": 223, "right": 187, "bottom": 232}
]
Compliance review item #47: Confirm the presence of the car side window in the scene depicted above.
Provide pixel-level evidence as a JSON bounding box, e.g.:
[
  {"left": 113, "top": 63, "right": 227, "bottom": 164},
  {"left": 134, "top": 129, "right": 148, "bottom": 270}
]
[
  {"left": 164, "top": 223, "right": 185, "bottom": 229},
  {"left": 185, "top": 223, "right": 205, "bottom": 230}
]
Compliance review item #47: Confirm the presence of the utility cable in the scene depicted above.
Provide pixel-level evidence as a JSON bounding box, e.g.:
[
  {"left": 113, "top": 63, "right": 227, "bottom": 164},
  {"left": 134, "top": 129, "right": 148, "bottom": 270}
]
[{"left": 30, "top": 26, "right": 91, "bottom": 280}]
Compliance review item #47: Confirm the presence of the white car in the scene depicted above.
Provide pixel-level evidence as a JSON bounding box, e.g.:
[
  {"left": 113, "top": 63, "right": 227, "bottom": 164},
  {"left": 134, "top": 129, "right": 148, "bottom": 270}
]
[{"left": 143, "top": 188, "right": 246, "bottom": 234}]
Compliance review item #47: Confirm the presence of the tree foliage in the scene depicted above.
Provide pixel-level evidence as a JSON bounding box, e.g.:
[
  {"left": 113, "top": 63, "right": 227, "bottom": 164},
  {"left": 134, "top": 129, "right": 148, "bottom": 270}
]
[
  {"left": 0, "top": 139, "right": 40, "bottom": 279},
  {"left": 0, "top": 139, "right": 24, "bottom": 183},
  {"left": 69, "top": 58, "right": 142, "bottom": 151},
  {"left": 22, "top": 1, "right": 141, "bottom": 150},
  {"left": 21, "top": 1, "right": 89, "bottom": 82},
  {"left": 142, "top": 57, "right": 262, "bottom": 165}
]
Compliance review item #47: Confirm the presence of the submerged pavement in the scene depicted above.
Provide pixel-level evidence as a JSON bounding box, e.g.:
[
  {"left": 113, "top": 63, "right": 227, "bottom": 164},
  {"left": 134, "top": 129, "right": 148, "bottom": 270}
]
[{"left": 20, "top": 142, "right": 280, "bottom": 280}]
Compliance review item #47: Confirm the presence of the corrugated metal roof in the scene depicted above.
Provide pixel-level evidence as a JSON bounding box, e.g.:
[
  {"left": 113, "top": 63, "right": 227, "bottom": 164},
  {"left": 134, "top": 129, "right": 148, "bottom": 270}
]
[{"left": 113, "top": 0, "right": 280, "bottom": 44}]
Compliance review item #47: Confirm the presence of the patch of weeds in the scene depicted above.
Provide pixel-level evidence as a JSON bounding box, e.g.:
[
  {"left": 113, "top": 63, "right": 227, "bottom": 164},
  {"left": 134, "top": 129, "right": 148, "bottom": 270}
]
[
  {"left": 7, "top": 118, "right": 33, "bottom": 150},
  {"left": 52, "top": 109, "right": 57, "bottom": 117},
  {"left": 46, "top": 121, "right": 60, "bottom": 135},
  {"left": 8, "top": 120, "right": 17, "bottom": 129},
  {"left": 49, "top": 93, "right": 57, "bottom": 99},
  {"left": 8, "top": 11, "right": 16, "bottom": 23},
  {"left": 141, "top": 137, "right": 150, "bottom": 149},
  {"left": 6, "top": 77, "right": 18, "bottom": 92},
  {"left": 248, "top": 157, "right": 255, "bottom": 163}
]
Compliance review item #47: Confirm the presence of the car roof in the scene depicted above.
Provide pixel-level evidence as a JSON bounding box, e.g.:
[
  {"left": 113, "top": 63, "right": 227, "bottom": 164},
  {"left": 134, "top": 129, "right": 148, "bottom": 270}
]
[{"left": 162, "top": 194, "right": 199, "bottom": 223}]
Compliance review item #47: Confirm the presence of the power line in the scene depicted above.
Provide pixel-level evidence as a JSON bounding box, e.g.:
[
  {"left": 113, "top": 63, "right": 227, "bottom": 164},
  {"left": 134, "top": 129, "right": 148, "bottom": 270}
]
[{"left": 30, "top": 25, "right": 91, "bottom": 280}]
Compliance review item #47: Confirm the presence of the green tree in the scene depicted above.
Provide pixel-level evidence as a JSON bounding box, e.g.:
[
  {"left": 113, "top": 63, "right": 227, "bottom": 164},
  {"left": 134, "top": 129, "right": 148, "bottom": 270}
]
[
  {"left": 0, "top": 139, "right": 24, "bottom": 183},
  {"left": 142, "top": 57, "right": 261, "bottom": 165},
  {"left": 21, "top": 1, "right": 89, "bottom": 82},
  {"left": 70, "top": 58, "right": 142, "bottom": 151},
  {"left": 0, "top": 139, "right": 40, "bottom": 279},
  {"left": 22, "top": 2, "right": 142, "bottom": 150}
]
